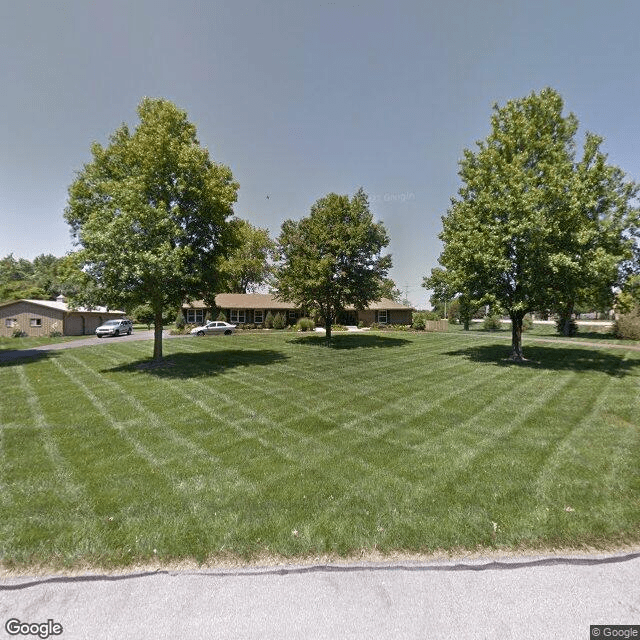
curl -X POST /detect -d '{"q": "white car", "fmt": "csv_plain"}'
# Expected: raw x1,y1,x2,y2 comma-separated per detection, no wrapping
96,319,133,337
190,321,236,336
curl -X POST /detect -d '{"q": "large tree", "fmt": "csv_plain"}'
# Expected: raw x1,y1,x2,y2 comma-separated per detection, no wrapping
219,218,276,293
276,188,391,344
65,97,239,360
428,88,637,360
547,132,638,334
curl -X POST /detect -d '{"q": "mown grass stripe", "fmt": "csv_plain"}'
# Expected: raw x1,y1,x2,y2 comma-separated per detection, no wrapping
310,365,548,525
218,351,497,520
339,358,511,440
162,374,307,467
50,357,162,463
157,357,405,505
48,356,230,560
65,353,219,463
531,360,628,531
6,366,104,563
245,339,477,431
84,348,256,496
14,366,85,501
425,369,577,492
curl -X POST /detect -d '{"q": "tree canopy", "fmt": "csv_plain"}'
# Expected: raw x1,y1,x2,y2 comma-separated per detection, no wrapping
379,277,403,303
276,188,391,344
219,218,276,293
427,88,638,359
65,97,239,360
0,252,90,303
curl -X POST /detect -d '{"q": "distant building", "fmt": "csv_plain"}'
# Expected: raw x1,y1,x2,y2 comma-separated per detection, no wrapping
182,293,414,326
0,295,125,337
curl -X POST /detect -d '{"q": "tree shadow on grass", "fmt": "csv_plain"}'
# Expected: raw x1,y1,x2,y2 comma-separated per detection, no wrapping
103,349,289,379
289,333,411,349
445,343,640,377
0,350,60,366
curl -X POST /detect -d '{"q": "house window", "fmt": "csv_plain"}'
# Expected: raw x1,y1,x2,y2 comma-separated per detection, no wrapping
30,318,42,327
377,310,388,324
254,310,264,324
288,310,298,320
186,309,205,324
230,309,246,323
5,318,16,328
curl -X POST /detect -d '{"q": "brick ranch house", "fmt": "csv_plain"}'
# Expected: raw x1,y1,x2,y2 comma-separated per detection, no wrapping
182,293,414,327
0,295,126,337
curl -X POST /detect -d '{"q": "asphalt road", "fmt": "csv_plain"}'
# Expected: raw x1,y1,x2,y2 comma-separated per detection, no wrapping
1,552,638,639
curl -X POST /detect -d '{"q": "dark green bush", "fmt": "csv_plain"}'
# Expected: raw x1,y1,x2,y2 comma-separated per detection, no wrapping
522,315,534,331
296,317,315,332
482,315,502,331
264,311,274,329
412,313,426,331
216,311,226,322
556,316,578,336
272,312,286,330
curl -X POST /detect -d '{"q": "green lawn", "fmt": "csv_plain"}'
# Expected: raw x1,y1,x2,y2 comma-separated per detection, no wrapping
448,320,626,342
1,331,639,569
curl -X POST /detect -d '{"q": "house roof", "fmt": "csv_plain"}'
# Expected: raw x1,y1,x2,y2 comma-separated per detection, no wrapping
183,294,297,310
0,298,124,314
346,298,414,311
216,293,298,310
183,294,413,311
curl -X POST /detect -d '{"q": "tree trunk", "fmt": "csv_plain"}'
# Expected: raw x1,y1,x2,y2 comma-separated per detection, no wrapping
325,313,332,346
460,296,472,330
509,312,524,361
561,301,575,336
153,302,163,361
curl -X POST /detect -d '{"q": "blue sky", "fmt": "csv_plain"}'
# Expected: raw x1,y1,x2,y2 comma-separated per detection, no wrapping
1,0,639,308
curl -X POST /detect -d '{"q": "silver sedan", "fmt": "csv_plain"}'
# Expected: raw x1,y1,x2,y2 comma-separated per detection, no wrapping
190,321,236,336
